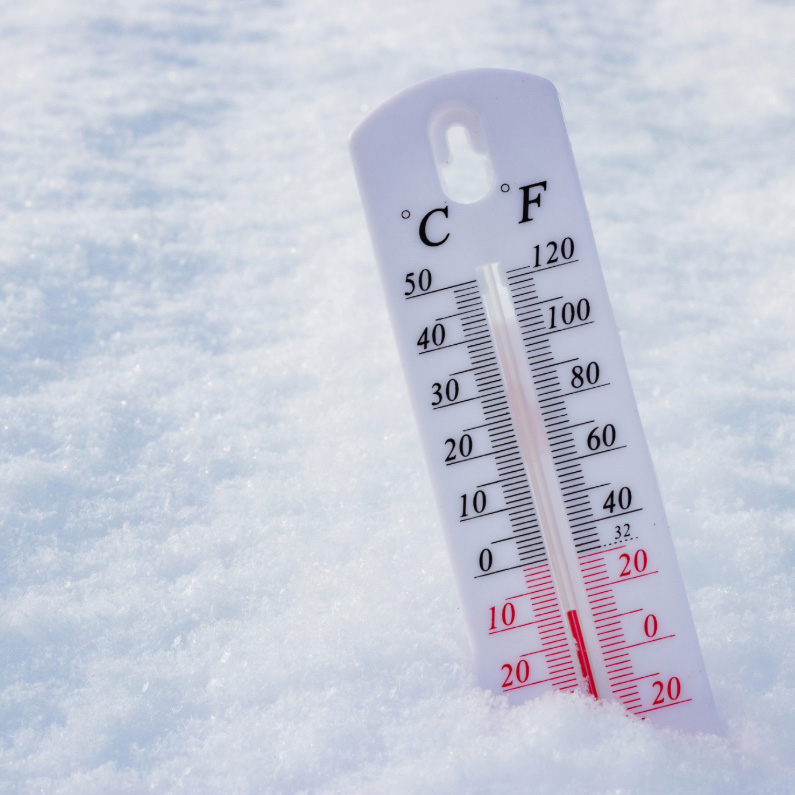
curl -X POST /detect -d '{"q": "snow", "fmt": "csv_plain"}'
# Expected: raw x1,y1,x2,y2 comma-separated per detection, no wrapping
0,0,793,791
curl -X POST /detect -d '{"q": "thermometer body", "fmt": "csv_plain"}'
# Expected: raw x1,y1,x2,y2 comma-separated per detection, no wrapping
350,69,720,733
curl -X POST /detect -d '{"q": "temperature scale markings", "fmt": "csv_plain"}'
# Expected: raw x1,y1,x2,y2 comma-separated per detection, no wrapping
580,564,608,576
550,436,577,448
492,532,537,545
515,295,563,313
462,324,489,336
435,308,481,321
574,538,600,550
510,289,538,300
521,562,578,687
453,290,553,577
432,395,491,410
489,620,539,635
507,275,540,288
405,278,477,299
459,267,676,708
595,622,621,633
609,671,658,685
592,607,620,619
580,546,626,559
541,383,610,401
505,258,580,275
421,338,488,355
509,269,603,551
463,419,509,431
531,357,578,372
608,668,636,682
517,319,545,331
591,599,617,611
446,452,497,466
502,677,557,693
603,635,676,656
613,683,641,694
502,484,532,497
461,507,513,523
574,509,642,527
577,551,668,714
567,506,592,517
596,571,659,588
635,700,693,716
451,366,498,377
594,609,642,624
520,643,567,656
475,563,536,578
555,447,628,468
523,321,595,342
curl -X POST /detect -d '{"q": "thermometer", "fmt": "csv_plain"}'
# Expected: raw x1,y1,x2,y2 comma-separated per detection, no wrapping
349,69,720,734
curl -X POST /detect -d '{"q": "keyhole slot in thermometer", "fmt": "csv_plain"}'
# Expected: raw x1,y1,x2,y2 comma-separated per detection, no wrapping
429,104,494,204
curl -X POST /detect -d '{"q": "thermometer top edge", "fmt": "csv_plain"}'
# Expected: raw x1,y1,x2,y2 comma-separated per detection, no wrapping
348,68,560,151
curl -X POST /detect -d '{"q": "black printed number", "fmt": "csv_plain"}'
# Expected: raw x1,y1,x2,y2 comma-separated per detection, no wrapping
479,548,493,572
461,490,487,518
445,434,473,462
549,298,590,329
417,323,446,350
404,269,432,296
431,379,459,406
614,523,631,541
533,237,574,267
603,487,632,513
587,424,616,451
571,362,600,389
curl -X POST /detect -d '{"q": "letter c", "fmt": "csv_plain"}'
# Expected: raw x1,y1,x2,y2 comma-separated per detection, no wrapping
419,207,450,247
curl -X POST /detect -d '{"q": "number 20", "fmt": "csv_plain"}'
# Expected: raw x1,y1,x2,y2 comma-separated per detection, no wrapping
619,549,647,577
501,659,530,688
652,676,681,705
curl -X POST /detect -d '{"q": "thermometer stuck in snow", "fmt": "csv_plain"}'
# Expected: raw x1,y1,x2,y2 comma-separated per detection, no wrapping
349,69,720,733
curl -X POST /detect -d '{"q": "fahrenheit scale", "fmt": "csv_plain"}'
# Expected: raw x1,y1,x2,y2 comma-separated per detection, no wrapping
350,69,720,733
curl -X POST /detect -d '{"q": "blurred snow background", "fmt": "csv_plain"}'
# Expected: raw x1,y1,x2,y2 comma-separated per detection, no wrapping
0,0,793,791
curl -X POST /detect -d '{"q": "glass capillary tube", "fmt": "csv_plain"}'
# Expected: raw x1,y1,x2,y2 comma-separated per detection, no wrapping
479,262,598,697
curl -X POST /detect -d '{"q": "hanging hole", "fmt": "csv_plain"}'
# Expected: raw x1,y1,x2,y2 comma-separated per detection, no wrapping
434,117,493,204
440,124,493,204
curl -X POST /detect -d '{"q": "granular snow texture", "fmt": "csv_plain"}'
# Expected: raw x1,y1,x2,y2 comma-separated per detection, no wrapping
0,0,793,792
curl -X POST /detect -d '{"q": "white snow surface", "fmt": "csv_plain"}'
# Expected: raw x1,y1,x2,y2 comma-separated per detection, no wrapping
0,0,793,792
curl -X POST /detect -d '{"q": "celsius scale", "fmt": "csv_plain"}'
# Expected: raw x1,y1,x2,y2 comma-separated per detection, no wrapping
349,69,720,734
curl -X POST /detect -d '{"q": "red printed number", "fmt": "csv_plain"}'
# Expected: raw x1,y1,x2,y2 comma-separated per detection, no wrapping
652,676,681,705
644,614,658,638
619,548,648,577
501,659,530,688
490,603,516,631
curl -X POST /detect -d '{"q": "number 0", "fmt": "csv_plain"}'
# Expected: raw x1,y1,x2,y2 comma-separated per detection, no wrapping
479,549,492,572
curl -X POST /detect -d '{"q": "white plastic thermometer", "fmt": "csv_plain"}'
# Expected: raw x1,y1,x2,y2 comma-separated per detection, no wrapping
349,69,720,734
